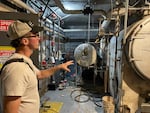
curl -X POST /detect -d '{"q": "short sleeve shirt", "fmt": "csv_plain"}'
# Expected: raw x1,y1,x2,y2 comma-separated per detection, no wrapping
1,53,40,113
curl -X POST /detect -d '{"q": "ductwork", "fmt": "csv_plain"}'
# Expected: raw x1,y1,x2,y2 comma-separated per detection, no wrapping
54,0,106,16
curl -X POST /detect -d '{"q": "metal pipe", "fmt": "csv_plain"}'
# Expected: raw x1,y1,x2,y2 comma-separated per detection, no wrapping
123,0,129,44
40,0,62,20
8,0,37,14
7,0,65,37
87,13,91,42
0,2,17,12
64,29,98,32
43,17,63,31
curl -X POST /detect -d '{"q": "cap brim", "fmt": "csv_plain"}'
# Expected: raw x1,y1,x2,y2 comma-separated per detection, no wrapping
31,26,43,33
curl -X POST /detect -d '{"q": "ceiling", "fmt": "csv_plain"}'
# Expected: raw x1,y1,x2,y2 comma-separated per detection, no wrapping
27,0,147,41
25,0,146,28
27,0,114,40
26,0,112,29
0,0,148,40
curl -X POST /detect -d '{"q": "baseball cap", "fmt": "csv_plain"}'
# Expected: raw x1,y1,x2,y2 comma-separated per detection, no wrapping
7,20,43,40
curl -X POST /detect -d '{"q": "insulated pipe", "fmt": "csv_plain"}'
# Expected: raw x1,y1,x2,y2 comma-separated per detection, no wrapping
39,0,62,20
8,0,65,36
0,2,17,12
87,13,91,42
123,0,129,44
98,18,110,37
10,0,107,33
101,19,110,29
98,6,133,37
8,0,37,14
99,19,110,34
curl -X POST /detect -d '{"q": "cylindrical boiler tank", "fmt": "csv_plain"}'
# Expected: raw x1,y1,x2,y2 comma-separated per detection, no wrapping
108,15,150,113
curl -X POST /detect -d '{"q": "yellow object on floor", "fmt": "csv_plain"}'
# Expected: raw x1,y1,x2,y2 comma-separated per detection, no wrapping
40,101,63,113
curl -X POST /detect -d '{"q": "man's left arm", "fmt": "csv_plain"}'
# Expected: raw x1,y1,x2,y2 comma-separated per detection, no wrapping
37,60,74,79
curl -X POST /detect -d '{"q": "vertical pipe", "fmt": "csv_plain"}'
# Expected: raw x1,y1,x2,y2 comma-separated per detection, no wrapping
57,19,61,59
122,0,129,111
87,13,91,42
123,0,129,44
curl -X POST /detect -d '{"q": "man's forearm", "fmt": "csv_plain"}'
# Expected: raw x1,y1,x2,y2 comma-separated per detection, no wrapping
38,65,62,79
37,60,73,79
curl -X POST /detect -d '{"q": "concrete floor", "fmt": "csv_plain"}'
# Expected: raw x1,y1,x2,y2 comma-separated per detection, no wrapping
41,86,104,113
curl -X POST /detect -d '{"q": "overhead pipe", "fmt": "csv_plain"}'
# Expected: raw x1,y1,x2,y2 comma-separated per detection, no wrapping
53,0,109,36
0,2,17,12
123,0,129,44
55,0,115,35
28,0,63,32
97,6,133,37
39,0,62,20
7,0,64,35
63,29,98,32
8,0,37,14
96,0,146,37
43,17,63,32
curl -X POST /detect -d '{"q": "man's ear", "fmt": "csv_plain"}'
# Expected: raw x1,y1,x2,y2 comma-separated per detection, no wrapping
20,38,29,45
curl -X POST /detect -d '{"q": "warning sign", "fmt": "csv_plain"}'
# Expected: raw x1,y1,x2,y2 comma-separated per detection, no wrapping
0,46,15,68
0,20,14,31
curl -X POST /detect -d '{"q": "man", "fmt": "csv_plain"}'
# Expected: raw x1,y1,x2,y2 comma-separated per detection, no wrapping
0,20,73,113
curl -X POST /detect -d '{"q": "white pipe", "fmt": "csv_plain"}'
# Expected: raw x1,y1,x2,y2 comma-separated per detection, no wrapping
87,13,91,42
101,20,110,30
0,3,17,12
9,0,37,14
123,0,129,44
7,0,65,37
63,29,98,32
43,17,63,31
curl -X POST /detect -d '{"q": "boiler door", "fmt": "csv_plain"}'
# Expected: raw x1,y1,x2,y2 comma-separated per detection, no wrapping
126,16,150,80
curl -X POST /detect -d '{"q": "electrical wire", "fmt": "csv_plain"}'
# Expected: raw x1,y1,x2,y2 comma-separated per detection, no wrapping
70,87,103,108
70,88,90,103
93,96,103,108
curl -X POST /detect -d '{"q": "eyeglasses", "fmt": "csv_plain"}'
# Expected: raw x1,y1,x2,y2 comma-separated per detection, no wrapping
26,34,39,38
